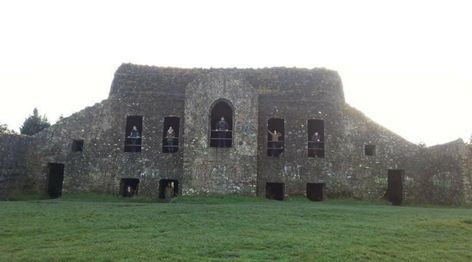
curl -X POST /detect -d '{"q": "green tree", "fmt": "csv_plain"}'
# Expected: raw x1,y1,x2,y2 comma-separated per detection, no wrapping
20,108,51,135
0,123,16,135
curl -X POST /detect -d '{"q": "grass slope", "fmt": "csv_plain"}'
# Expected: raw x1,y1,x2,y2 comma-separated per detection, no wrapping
1,195,471,261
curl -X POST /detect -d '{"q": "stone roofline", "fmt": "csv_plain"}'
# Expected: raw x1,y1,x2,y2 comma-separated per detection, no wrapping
115,62,339,75
109,63,345,102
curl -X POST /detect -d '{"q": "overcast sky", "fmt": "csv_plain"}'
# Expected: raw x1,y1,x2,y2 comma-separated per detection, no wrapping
0,0,471,145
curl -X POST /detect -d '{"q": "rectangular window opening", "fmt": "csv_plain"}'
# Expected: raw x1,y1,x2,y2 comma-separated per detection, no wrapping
365,144,376,156
124,116,143,152
308,119,325,158
71,139,84,152
267,118,284,157
162,117,180,153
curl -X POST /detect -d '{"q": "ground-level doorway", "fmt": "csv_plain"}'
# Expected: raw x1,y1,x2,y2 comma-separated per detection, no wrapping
120,178,140,197
47,163,64,198
306,183,325,201
387,169,404,205
266,182,284,201
159,179,179,200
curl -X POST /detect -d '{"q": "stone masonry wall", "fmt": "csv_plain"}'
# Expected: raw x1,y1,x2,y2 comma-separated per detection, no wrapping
343,106,418,200
183,70,258,195
3,63,468,204
0,135,34,199
408,140,468,204
463,144,472,204
28,65,191,197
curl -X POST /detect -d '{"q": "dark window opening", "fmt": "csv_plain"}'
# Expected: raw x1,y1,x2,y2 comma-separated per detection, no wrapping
266,182,284,200
307,183,325,201
162,117,180,153
308,119,325,158
267,118,284,157
365,145,376,156
387,169,404,205
120,178,140,197
124,116,143,152
47,163,64,198
159,179,179,200
71,139,84,152
210,101,233,148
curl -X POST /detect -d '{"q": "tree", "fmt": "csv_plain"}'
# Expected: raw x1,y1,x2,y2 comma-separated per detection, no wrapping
0,123,16,135
20,108,51,135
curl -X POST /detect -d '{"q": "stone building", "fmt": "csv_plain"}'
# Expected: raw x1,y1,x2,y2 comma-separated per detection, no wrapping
1,63,471,204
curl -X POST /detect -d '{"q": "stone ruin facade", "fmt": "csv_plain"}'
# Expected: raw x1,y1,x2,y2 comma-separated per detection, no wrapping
1,63,471,204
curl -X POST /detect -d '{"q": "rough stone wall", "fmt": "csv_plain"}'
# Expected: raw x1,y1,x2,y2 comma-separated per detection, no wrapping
27,65,191,198
341,107,470,204
183,70,258,195
408,140,468,204
29,101,115,195
463,144,472,204
255,69,346,197
0,135,34,199
2,63,468,204
342,106,418,200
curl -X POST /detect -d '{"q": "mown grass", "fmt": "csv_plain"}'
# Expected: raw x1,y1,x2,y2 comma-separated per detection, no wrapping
1,195,471,261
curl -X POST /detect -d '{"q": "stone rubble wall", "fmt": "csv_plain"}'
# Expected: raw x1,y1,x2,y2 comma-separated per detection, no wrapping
342,105,418,200
0,134,35,199
463,144,472,204
1,63,469,204
409,140,469,205
183,70,258,195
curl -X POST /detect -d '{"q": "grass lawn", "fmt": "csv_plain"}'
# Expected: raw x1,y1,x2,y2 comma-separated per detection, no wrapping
1,195,471,261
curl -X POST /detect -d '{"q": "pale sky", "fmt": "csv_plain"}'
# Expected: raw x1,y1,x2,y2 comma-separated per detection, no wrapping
1,0,471,146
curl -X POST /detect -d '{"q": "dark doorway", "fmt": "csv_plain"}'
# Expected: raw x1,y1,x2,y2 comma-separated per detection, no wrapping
387,169,404,205
159,179,179,199
266,183,284,200
162,117,180,153
47,163,64,198
308,119,325,158
307,183,325,201
210,100,233,148
120,178,140,197
124,116,143,152
267,118,284,157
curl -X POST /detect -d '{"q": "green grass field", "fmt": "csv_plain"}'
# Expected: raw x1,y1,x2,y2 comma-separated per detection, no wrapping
1,195,471,261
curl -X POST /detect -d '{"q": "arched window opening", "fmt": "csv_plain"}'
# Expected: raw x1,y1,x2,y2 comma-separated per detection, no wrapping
210,101,233,148
267,118,284,157
308,119,325,158
162,117,180,153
